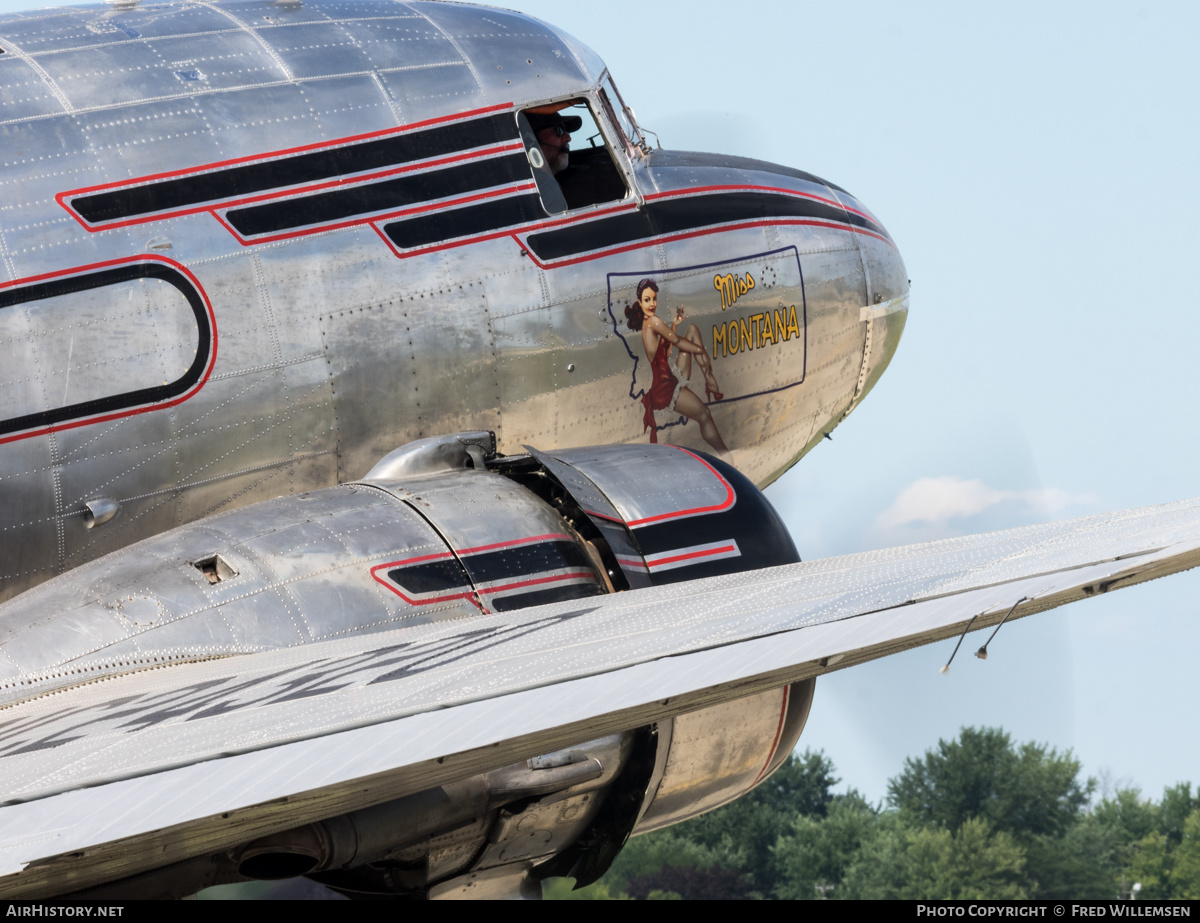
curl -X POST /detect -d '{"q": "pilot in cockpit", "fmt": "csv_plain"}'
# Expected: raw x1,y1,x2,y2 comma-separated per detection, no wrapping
520,103,627,212
526,111,581,177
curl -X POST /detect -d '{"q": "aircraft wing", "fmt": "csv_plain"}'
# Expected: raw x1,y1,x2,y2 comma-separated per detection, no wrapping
2,496,1198,896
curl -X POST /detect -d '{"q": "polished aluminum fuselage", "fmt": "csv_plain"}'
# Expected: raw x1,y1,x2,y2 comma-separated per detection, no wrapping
0,0,908,601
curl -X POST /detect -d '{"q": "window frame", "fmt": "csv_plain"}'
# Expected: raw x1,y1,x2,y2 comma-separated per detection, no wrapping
516,88,644,217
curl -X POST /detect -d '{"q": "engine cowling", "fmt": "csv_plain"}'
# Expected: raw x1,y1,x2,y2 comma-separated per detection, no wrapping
0,433,799,698
0,434,812,899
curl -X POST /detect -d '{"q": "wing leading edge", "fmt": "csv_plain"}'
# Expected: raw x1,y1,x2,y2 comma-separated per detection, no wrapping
2,497,1199,896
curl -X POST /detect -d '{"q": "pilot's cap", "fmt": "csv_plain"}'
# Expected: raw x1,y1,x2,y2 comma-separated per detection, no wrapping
527,111,582,135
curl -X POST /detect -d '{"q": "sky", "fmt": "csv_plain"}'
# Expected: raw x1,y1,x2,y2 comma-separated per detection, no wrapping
0,0,1197,807
510,0,1200,805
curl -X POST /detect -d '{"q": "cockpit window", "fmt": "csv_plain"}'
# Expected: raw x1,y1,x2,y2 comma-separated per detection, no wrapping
598,71,648,156
517,110,569,215
518,98,629,215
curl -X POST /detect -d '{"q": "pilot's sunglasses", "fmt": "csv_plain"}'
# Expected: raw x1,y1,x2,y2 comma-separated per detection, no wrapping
547,124,568,137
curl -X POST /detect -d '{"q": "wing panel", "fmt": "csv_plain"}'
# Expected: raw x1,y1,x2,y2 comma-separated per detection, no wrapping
2,497,1200,894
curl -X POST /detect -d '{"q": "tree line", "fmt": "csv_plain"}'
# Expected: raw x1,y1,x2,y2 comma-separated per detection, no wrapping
546,727,1200,900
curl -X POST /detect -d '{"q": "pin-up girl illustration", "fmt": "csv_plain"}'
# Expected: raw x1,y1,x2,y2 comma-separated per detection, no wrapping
624,278,729,454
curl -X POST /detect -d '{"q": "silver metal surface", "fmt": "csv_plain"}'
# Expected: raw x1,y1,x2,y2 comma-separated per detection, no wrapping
1,494,1198,895
0,439,776,701
83,499,120,529
634,678,815,833
0,0,920,897
634,687,789,832
0,459,624,697
0,0,907,601
0,483,479,694
365,432,497,480
549,443,733,528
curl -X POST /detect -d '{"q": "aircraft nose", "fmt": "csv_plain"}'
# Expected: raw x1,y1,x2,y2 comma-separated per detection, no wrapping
841,192,909,411
832,186,908,307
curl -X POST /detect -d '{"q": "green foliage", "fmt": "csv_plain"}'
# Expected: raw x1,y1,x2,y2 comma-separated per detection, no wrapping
843,817,1027,899
541,877,626,900
773,791,880,899
1087,784,1200,900
1123,806,1200,900
627,863,754,900
888,727,1092,840
542,729,1200,901
1171,810,1200,899
1159,784,1198,848
1094,788,1161,846
675,749,838,895
1128,831,1172,899
1023,815,1122,898
599,828,726,895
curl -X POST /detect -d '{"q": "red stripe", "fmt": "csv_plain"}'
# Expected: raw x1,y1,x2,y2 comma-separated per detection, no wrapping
209,209,245,241
750,686,791,788
582,507,625,523
389,186,896,263
71,141,527,234
221,142,523,209
225,181,537,246
521,217,892,270
368,556,481,610
515,200,638,232
0,255,217,446
647,544,737,569
374,582,480,609
368,538,590,607
476,571,595,595
644,183,875,223
56,101,516,215
626,446,734,527
457,532,573,555
513,183,894,268
377,200,633,260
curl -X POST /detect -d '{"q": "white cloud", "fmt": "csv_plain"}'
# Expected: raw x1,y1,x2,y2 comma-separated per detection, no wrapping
873,476,1097,532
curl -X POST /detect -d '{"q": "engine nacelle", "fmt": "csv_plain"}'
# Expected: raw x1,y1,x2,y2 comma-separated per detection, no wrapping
0,434,809,899
634,679,815,835
0,433,799,699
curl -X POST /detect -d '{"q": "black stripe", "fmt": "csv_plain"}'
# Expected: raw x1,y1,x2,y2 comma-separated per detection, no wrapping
489,583,605,612
71,112,521,224
631,453,799,585
225,152,530,237
460,540,594,585
0,264,211,438
387,558,472,596
382,193,545,250
525,192,887,261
